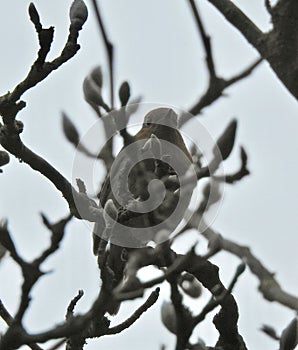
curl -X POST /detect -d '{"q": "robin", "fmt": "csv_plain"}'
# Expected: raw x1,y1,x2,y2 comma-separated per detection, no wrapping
93,107,193,314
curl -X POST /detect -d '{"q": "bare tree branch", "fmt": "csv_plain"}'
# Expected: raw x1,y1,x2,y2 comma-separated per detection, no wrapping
180,0,263,125
91,0,115,109
103,288,160,336
264,0,273,15
206,0,298,99
188,0,216,78
35,213,73,266
213,146,250,184
192,262,245,327
205,0,265,51
0,213,71,350
0,300,14,326
65,290,84,320
0,300,43,350
181,58,262,124
200,223,298,311
0,1,87,110
0,2,97,221
0,129,78,216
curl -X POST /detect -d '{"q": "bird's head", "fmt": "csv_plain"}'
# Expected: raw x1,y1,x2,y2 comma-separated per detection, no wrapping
142,108,178,129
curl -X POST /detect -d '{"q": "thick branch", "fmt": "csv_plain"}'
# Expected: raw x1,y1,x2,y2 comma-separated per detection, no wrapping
206,0,298,99
206,0,265,52
0,300,43,350
0,129,78,215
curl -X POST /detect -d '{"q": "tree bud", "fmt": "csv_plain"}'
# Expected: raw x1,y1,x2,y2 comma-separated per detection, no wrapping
213,119,237,160
70,0,88,29
119,81,130,106
90,66,103,88
62,112,80,146
161,302,177,334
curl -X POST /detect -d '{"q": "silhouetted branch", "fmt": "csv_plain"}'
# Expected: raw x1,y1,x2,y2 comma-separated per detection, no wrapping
264,0,273,15
200,223,298,311
0,279,110,350
0,300,13,326
179,0,263,124
206,0,264,51
225,58,262,86
182,58,262,124
0,299,43,350
186,179,298,311
192,262,245,327
103,288,160,336
213,146,250,184
66,290,84,320
188,0,216,78
35,213,72,266
91,0,115,109
0,214,73,350
47,339,66,350
206,0,298,98
186,257,247,349
0,128,77,216
0,2,97,221
0,1,87,117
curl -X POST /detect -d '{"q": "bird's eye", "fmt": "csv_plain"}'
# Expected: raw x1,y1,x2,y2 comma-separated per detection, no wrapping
144,121,152,127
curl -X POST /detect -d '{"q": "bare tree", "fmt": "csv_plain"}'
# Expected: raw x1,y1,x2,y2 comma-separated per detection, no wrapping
0,1,297,350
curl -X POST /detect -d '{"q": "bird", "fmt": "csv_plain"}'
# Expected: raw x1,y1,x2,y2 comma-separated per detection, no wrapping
93,107,193,314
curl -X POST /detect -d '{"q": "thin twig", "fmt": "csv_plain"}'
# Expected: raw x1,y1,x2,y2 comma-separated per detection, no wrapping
213,146,250,184
0,3,94,221
0,300,44,350
180,0,263,124
0,2,86,107
225,57,263,86
182,57,262,122
104,288,160,335
65,290,84,320
0,214,74,349
46,339,66,350
0,300,14,326
35,213,73,266
264,0,273,15
91,0,115,109
188,0,216,78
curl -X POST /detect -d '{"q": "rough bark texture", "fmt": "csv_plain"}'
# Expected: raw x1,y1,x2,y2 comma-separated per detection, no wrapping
207,0,298,99
266,0,298,98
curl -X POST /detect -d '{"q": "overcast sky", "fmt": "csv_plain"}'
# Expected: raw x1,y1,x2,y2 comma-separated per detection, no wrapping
0,1,297,349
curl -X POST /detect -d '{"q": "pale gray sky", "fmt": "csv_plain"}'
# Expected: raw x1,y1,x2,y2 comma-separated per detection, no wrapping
0,1,297,349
